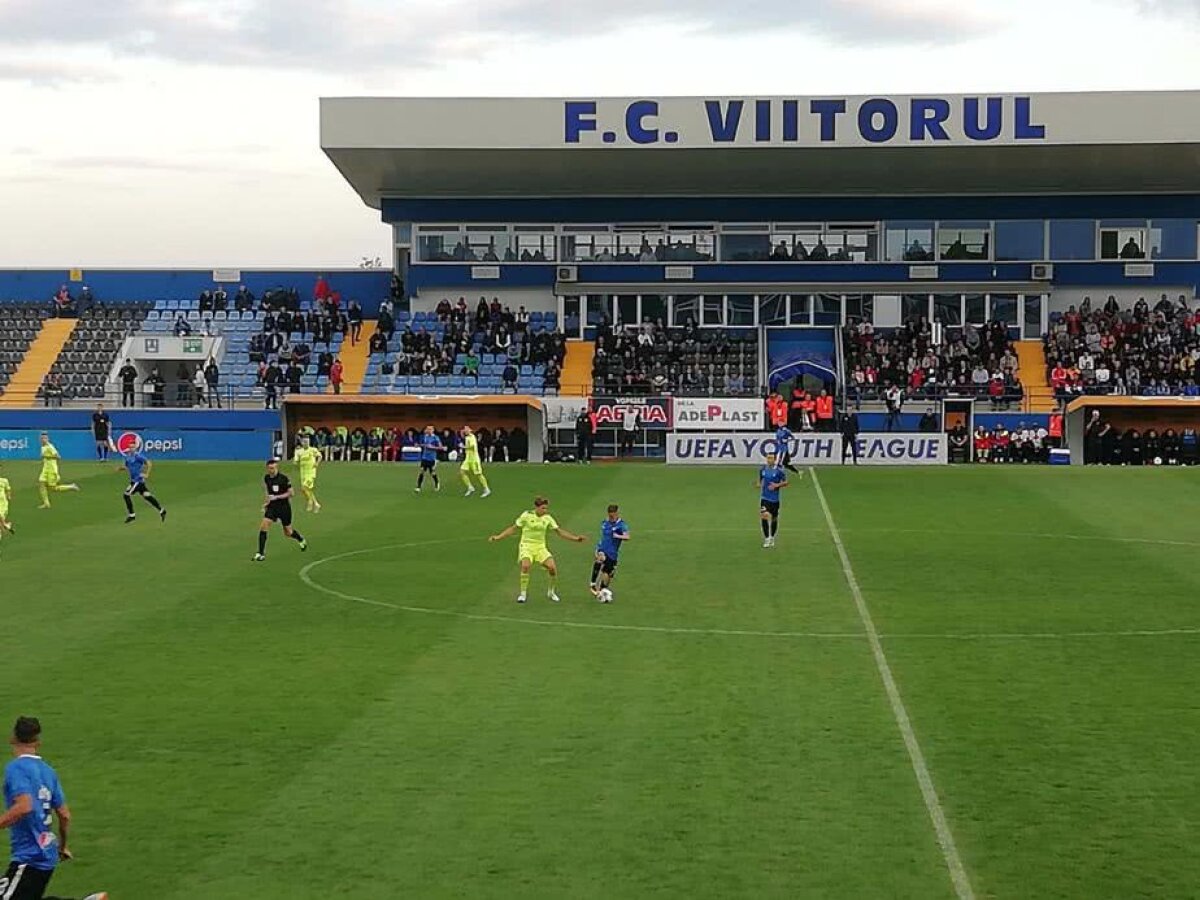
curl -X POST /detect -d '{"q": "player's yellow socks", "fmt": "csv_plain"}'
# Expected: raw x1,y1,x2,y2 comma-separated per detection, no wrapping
548,572,558,593
460,469,471,488
38,484,49,506
52,485,72,493
519,570,531,593
478,474,490,492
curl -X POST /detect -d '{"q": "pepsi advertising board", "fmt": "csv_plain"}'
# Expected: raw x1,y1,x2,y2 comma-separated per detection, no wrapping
0,429,271,461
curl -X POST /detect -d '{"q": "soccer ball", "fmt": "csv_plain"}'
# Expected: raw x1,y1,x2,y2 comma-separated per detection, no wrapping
448,450,459,461
598,588,614,604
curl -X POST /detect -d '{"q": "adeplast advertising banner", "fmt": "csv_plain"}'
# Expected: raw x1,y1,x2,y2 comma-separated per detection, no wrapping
666,432,948,466
0,429,271,460
591,396,673,431
672,397,764,431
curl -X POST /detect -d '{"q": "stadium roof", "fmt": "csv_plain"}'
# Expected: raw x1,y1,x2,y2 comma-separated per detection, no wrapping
320,92,1200,209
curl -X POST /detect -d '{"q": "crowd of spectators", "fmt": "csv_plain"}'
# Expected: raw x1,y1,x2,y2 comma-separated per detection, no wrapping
843,318,1024,409
376,297,566,392
972,423,1056,463
295,425,527,462
571,238,714,263
591,317,758,395
1043,293,1200,399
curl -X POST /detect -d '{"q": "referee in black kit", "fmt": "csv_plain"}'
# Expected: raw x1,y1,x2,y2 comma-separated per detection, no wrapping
90,405,111,461
254,458,308,561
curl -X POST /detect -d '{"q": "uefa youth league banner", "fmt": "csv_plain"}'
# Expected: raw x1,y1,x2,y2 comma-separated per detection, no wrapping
666,432,948,466
590,396,673,431
671,397,765,431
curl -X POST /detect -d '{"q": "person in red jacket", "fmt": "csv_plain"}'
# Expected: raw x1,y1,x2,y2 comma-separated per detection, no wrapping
768,393,788,430
815,389,835,431
330,358,345,395
314,275,331,304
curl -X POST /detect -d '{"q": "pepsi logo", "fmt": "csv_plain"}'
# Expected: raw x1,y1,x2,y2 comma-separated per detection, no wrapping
115,432,142,453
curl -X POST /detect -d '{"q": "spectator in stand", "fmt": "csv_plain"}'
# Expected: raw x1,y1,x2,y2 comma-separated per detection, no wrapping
330,358,344,395
502,362,519,392
462,349,480,380
287,360,303,394
174,314,192,337
317,352,333,378
314,274,331,306
918,408,938,432
235,285,254,311
347,300,364,345
42,372,64,407
436,298,453,321
213,285,228,311
377,305,395,340
369,329,388,354
199,290,214,313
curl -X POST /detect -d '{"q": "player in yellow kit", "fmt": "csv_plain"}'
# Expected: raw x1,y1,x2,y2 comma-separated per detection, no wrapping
293,435,323,513
0,463,14,551
459,425,491,498
489,496,586,603
37,432,80,509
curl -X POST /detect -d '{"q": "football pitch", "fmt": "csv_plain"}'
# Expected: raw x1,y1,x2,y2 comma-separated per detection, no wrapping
5,458,1199,899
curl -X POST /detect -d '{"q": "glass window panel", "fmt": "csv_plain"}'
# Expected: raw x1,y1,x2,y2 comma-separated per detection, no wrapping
562,232,616,263
844,294,875,324
563,297,581,336
1150,219,1196,259
770,225,824,261
514,232,554,262
990,294,1017,326
640,294,667,326
613,230,667,262
965,293,986,325
721,233,771,261
827,226,879,262
617,295,638,327
759,294,788,326
789,295,812,325
884,222,935,261
1023,294,1044,340
1100,227,1146,260
901,294,930,323
672,295,700,328
994,220,1045,261
460,228,508,263
416,230,462,262
702,296,725,326
586,295,611,327
933,294,962,326
1049,220,1096,260
728,294,756,326
937,222,990,260
664,229,715,261
814,294,841,326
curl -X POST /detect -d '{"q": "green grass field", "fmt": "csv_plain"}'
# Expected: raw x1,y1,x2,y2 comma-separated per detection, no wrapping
3,457,1199,899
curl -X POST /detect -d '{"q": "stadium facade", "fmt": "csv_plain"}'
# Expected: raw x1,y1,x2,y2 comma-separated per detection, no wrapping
321,91,1200,341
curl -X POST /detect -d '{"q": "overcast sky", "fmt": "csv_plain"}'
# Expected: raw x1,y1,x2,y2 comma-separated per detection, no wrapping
1,0,1197,269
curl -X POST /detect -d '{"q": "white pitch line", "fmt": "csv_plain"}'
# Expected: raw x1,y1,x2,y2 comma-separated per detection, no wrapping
809,467,975,900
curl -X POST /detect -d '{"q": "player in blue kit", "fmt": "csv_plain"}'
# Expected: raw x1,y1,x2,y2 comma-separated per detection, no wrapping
414,425,444,493
759,451,789,549
115,444,166,524
589,504,630,602
0,717,108,900
774,424,799,473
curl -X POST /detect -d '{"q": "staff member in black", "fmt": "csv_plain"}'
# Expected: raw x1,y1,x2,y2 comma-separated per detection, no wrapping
254,458,308,561
840,409,860,465
118,359,138,407
91,403,111,461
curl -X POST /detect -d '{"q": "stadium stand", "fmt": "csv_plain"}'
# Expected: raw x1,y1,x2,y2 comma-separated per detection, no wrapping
361,308,565,396
44,303,152,401
1043,294,1200,399
842,318,1025,408
0,301,47,398
590,319,759,395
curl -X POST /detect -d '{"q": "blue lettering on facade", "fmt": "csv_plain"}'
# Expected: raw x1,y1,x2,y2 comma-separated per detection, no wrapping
811,99,847,142
782,99,799,142
564,101,598,143
858,99,899,143
625,100,660,144
705,100,743,142
755,100,771,142
911,98,951,141
1014,96,1046,140
964,97,1003,141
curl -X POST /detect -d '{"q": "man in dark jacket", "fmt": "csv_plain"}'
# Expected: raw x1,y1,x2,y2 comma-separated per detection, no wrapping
840,410,860,465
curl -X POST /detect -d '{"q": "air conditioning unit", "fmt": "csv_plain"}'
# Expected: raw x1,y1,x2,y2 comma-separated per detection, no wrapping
557,265,578,283
1031,263,1054,281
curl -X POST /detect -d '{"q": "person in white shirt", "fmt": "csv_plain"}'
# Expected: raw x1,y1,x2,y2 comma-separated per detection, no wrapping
620,408,640,456
1095,363,1111,386
192,365,207,406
